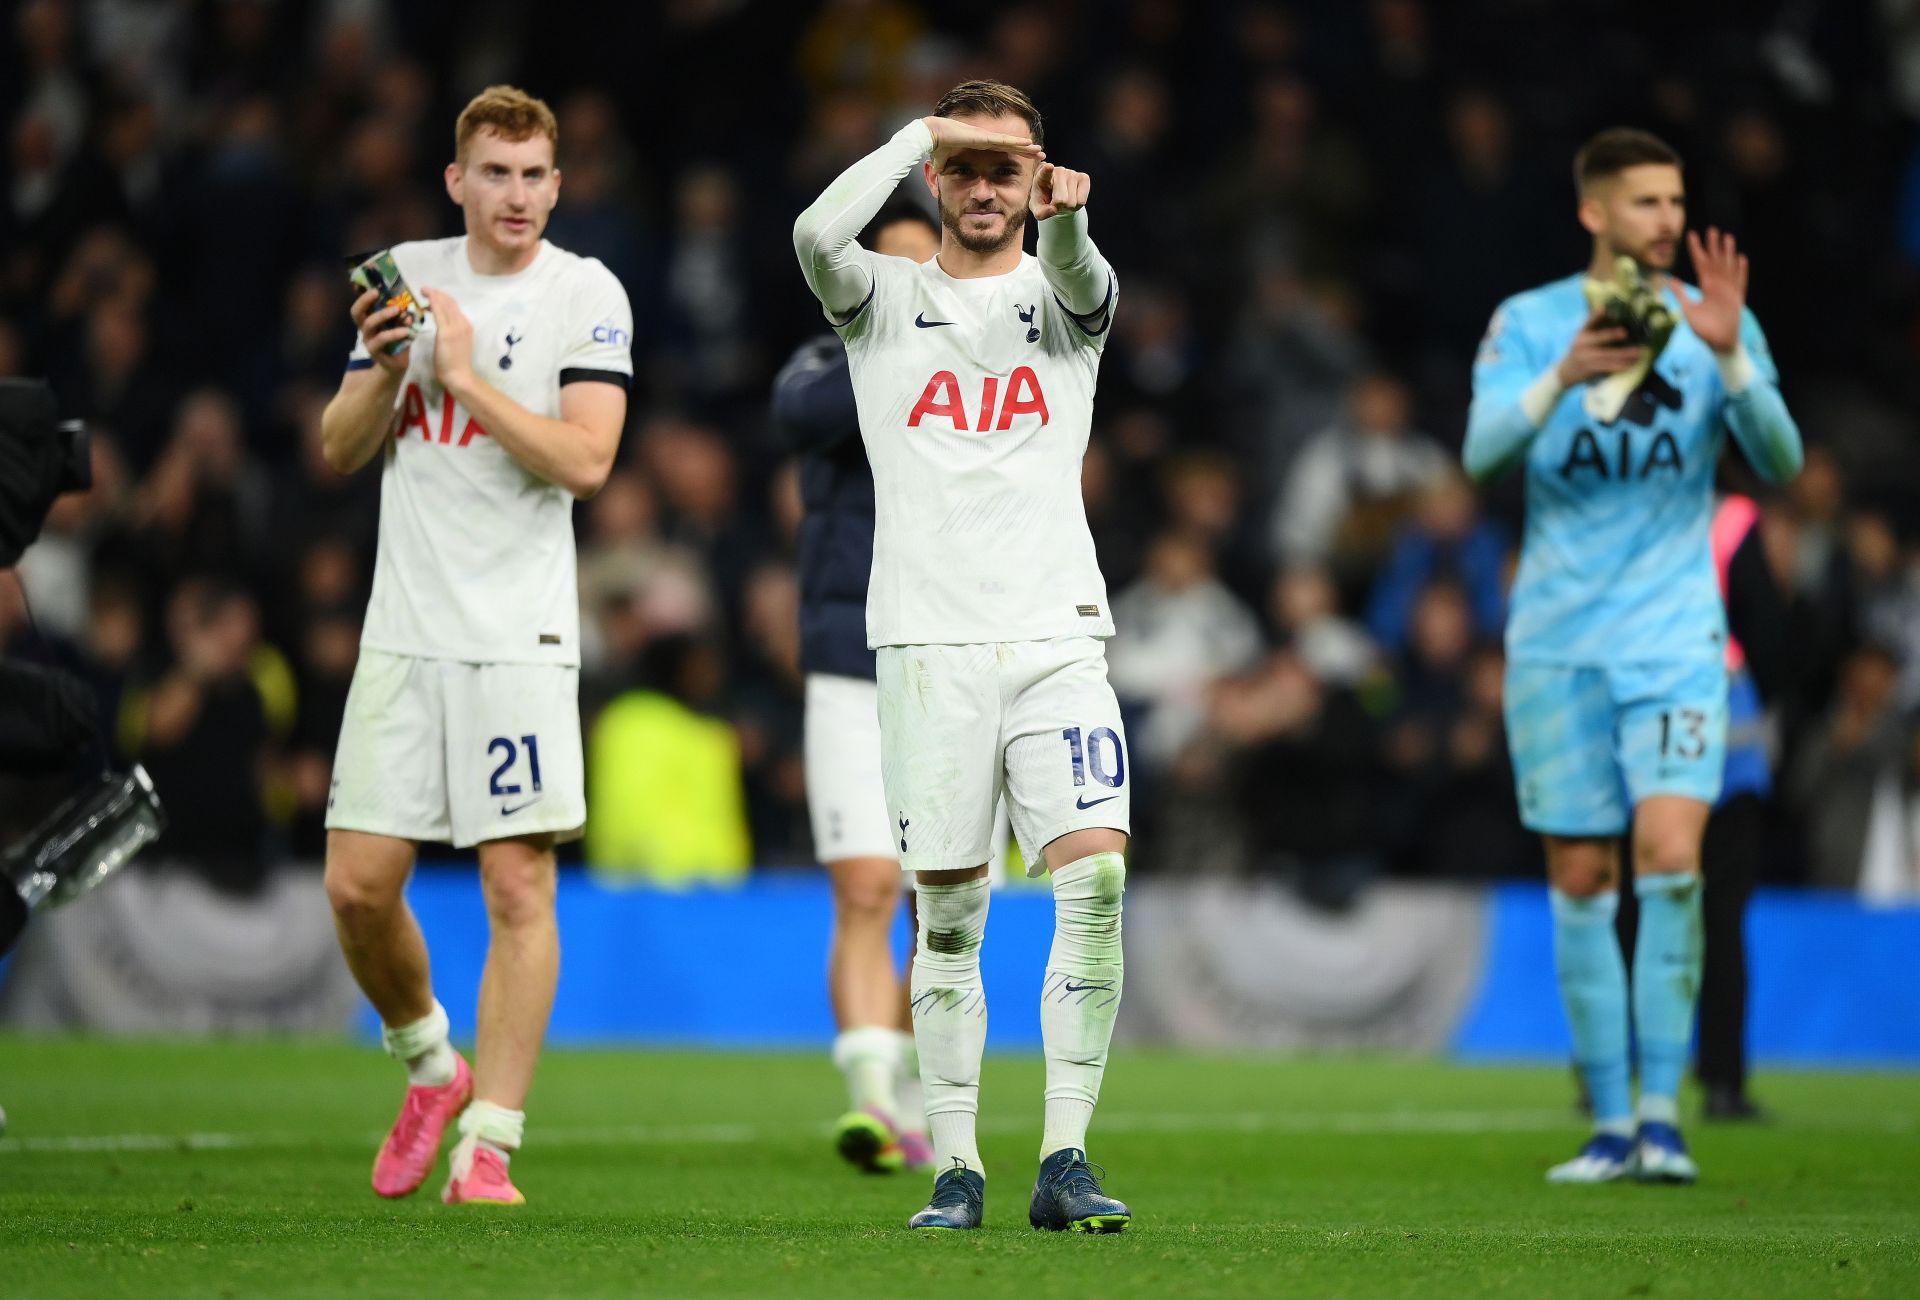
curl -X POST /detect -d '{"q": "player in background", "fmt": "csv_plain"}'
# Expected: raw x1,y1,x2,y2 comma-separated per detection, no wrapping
319,86,631,1206
773,203,941,1176
794,80,1133,1233
1466,128,1801,1184
1691,493,1785,1120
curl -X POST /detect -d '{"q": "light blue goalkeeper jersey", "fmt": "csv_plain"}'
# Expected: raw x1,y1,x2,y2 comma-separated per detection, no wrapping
1465,272,1802,666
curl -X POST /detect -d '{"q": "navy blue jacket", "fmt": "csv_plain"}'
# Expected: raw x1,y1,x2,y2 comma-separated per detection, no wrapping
772,335,876,681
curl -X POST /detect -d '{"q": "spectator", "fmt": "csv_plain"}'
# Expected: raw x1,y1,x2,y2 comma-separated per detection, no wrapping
1273,370,1450,579
1107,529,1264,771
1272,563,1377,689
128,388,270,594
1789,644,1912,890
1205,649,1384,907
1223,263,1368,489
125,580,276,894
1366,471,1509,654
659,166,760,411
586,635,752,885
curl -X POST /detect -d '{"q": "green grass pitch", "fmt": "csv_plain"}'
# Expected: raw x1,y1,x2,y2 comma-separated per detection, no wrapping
2,1038,1915,1297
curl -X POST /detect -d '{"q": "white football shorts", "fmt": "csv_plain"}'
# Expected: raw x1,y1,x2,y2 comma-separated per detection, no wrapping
876,636,1131,876
805,672,897,863
326,648,585,849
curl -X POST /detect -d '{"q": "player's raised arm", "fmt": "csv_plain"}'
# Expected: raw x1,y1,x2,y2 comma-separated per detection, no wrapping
1673,228,1802,483
1031,164,1114,329
319,288,412,475
793,116,1042,320
792,121,934,320
1464,301,1641,482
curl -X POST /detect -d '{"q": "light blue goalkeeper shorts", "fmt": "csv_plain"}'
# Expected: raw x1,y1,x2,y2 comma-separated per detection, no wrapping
1503,657,1729,837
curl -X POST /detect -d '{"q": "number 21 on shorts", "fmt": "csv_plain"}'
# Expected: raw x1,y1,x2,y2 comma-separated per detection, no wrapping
488,733,543,814
1062,725,1125,809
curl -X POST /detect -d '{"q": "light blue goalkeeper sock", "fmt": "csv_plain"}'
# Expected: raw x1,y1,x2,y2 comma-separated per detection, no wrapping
1550,888,1633,1134
1633,871,1704,1123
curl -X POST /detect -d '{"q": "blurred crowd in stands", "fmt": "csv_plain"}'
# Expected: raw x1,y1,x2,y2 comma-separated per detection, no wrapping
4,0,1920,898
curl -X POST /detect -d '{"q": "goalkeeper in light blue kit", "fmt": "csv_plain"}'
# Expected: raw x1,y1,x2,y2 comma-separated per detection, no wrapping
1466,129,1802,1184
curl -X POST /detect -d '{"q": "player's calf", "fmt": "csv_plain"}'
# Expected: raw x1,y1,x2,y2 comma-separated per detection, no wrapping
1039,851,1124,1157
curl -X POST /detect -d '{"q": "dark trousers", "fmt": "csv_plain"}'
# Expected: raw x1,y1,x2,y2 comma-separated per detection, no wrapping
1616,792,1761,1093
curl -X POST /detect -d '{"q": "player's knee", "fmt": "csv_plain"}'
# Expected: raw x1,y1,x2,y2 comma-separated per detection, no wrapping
479,853,556,930
913,876,989,962
1546,845,1617,899
1635,832,1701,879
323,859,405,927
1052,851,1126,908
1051,853,1125,953
832,869,901,930
1085,855,1126,909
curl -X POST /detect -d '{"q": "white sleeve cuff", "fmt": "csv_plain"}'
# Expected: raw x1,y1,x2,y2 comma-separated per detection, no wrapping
899,118,936,158
1716,344,1758,395
1518,367,1567,428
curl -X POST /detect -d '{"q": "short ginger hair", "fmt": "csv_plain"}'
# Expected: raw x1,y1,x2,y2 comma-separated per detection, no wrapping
454,84,559,163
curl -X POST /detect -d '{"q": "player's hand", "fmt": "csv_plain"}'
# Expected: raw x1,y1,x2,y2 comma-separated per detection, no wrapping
1554,309,1643,387
350,288,411,376
921,115,1045,164
421,286,474,390
1029,163,1090,221
1673,226,1748,355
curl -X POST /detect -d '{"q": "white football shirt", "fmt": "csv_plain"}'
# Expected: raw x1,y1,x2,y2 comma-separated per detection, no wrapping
834,250,1117,647
346,237,632,666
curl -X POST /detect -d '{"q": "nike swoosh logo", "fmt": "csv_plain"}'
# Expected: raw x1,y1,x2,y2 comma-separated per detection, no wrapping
1075,794,1118,810
915,313,955,328
500,799,542,816
1063,980,1114,994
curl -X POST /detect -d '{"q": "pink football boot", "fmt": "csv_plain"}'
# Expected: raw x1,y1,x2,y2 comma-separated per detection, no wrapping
371,1052,473,1198
443,1141,525,1206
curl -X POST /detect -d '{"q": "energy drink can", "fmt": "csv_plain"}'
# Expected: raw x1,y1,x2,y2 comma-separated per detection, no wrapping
347,249,428,356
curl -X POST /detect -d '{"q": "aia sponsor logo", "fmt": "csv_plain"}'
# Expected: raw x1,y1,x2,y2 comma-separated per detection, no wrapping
397,383,490,447
906,367,1049,431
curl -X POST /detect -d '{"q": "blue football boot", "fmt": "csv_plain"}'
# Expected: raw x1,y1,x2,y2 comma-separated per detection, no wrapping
908,1159,985,1230
1028,1148,1130,1233
1632,1121,1699,1184
1546,1132,1636,1184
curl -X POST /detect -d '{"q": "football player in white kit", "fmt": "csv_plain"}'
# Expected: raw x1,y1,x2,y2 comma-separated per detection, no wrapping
794,80,1133,1233
318,86,631,1207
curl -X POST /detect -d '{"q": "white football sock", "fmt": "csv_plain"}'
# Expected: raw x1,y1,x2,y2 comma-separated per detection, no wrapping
381,1000,457,1088
831,1026,907,1117
1039,852,1126,1158
910,876,990,1175
897,1037,928,1132
457,1099,525,1164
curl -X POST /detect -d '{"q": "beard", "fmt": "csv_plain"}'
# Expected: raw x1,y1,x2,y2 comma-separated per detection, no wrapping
1621,236,1677,273
940,198,1025,255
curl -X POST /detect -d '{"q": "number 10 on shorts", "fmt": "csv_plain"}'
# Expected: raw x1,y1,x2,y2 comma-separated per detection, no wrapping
1061,726,1125,788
